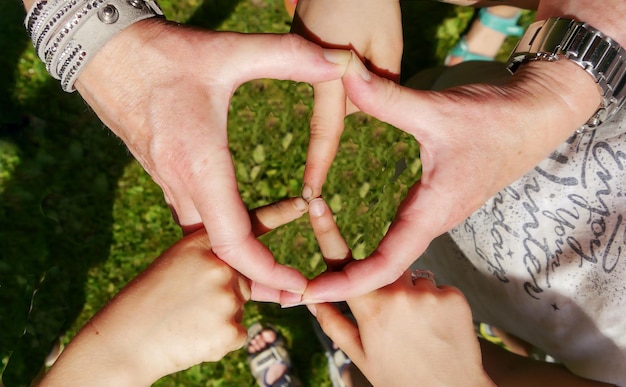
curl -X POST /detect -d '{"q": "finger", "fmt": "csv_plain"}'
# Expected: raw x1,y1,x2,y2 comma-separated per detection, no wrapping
145,88,234,236
303,259,398,303
302,80,346,200
302,185,444,302
171,110,309,296
194,168,308,298
301,49,403,199
368,13,403,84
160,185,204,236
214,237,307,303
249,282,281,303
308,303,365,366
222,33,353,88
235,276,252,304
250,197,309,236
308,198,353,270
243,198,310,302
250,282,313,306
341,54,434,138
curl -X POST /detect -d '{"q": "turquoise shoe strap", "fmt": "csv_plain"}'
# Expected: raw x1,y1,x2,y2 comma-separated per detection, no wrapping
478,7,524,37
445,37,493,64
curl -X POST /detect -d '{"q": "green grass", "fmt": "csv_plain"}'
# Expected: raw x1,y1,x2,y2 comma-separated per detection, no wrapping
0,1,533,386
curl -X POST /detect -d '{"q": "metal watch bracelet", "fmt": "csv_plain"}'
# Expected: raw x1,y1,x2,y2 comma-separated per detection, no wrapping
507,17,626,131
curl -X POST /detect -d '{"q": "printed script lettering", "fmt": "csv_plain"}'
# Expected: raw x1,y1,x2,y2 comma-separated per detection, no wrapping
470,134,626,300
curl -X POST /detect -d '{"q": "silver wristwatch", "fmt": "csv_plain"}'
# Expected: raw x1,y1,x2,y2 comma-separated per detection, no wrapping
507,17,626,131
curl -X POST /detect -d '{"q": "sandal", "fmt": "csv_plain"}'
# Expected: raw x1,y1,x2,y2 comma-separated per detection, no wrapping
477,322,505,347
312,303,353,387
445,8,524,65
247,322,301,387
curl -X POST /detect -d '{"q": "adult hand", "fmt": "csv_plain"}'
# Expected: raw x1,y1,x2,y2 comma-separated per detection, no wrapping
291,0,403,199
306,198,492,386
41,198,310,386
73,19,353,304
301,0,626,302
301,40,603,303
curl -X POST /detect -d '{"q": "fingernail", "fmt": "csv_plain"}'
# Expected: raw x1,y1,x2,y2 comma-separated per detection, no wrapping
301,297,324,305
306,304,317,317
349,51,371,82
323,49,352,66
281,302,304,309
309,198,325,218
293,197,308,212
281,298,323,308
280,289,303,308
302,184,314,202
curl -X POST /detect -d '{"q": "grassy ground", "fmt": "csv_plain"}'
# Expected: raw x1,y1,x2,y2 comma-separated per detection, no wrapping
0,1,533,386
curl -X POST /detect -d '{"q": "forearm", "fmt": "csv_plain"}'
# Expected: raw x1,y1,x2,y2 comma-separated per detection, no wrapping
41,320,151,387
480,340,612,386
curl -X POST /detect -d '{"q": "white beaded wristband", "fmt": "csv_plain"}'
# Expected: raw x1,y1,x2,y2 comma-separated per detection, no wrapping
25,0,164,92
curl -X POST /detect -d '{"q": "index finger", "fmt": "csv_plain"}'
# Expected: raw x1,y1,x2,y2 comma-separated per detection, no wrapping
302,184,442,302
308,198,353,270
302,79,347,200
250,197,309,237
192,152,309,298
247,197,314,303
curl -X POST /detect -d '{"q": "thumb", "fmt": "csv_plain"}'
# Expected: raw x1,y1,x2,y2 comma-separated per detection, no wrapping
342,55,433,136
227,33,353,86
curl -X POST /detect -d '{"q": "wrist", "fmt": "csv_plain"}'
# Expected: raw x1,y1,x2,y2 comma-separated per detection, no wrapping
24,0,164,92
74,18,170,147
74,16,168,93
536,0,626,46
507,16,626,131
42,321,154,386
509,59,601,135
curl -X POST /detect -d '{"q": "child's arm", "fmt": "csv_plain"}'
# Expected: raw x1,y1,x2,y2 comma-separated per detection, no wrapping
40,198,309,386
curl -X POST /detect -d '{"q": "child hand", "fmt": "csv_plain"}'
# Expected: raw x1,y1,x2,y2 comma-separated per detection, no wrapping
42,198,309,386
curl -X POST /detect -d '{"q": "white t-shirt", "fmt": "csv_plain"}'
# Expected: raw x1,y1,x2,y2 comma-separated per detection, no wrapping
418,109,626,385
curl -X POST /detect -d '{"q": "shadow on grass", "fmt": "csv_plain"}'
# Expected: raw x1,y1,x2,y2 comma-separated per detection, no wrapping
185,0,243,28
0,2,242,386
400,1,461,82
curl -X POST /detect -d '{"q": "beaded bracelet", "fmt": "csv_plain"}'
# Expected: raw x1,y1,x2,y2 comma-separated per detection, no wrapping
24,0,164,92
